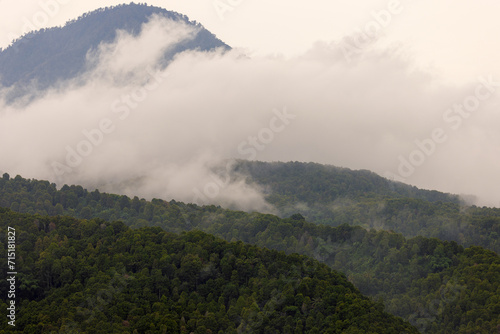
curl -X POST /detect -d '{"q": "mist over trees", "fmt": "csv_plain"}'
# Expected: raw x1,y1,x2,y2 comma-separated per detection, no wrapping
0,3,229,101
0,3,498,333
234,161,500,253
1,173,499,332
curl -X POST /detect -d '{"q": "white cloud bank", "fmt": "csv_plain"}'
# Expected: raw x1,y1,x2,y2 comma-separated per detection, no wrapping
0,15,499,210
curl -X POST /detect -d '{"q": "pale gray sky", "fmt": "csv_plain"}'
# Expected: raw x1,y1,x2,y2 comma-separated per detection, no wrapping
0,0,499,83
0,1,499,208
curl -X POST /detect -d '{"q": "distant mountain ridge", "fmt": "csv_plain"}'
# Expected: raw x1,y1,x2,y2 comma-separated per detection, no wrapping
235,160,462,205
0,3,229,99
232,161,500,251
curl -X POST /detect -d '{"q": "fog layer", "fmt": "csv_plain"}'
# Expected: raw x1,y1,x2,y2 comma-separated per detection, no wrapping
1,16,499,209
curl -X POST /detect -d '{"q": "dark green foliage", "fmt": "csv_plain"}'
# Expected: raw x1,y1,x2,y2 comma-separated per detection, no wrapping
235,160,461,205
0,174,499,332
235,161,500,254
0,209,417,333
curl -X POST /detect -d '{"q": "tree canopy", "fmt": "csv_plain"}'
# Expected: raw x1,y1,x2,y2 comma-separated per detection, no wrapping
0,208,417,333
0,174,499,332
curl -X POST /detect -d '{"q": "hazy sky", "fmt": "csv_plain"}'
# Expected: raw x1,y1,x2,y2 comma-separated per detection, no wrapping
1,0,499,82
0,1,499,209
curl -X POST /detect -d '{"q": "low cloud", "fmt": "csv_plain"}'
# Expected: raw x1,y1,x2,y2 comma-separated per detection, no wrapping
1,15,499,210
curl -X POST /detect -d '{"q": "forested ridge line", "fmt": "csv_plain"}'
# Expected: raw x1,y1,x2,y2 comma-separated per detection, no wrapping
235,161,500,254
0,174,499,332
0,208,418,333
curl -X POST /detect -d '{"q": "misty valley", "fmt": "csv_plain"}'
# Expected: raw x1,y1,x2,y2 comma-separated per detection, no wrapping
0,3,499,334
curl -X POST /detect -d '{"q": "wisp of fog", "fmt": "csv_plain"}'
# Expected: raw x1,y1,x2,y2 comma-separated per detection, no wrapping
0,15,499,210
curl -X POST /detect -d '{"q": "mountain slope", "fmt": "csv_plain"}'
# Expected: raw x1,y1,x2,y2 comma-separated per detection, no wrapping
235,161,461,205
0,208,418,333
0,3,229,98
1,173,499,333
231,161,500,250
2,171,499,254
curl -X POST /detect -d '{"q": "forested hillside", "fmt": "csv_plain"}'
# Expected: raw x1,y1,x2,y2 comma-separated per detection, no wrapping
0,1,497,333
235,161,500,253
0,208,418,333
2,165,499,254
236,161,461,205
0,173,499,333
0,3,229,101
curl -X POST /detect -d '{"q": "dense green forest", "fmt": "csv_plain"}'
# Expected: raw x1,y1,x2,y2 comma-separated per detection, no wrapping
236,161,462,205
236,161,500,253
0,208,418,333
0,174,499,332
1,3,497,333
2,167,499,254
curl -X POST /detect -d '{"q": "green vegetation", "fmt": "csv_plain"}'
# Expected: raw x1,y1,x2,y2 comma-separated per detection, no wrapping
235,161,461,205
236,161,500,253
0,208,417,333
1,173,499,332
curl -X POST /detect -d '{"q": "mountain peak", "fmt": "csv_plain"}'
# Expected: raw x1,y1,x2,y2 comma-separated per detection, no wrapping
0,3,229,96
